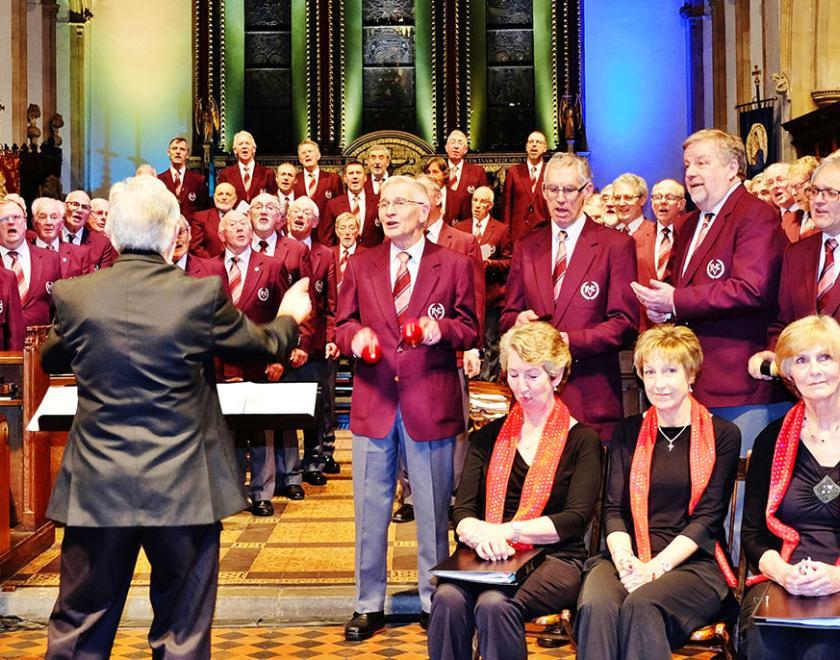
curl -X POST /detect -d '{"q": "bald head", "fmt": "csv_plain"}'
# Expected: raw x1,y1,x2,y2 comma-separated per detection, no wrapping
445,130,469,164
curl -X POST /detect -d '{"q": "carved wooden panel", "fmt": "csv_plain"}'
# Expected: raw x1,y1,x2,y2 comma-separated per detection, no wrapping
363,0,414,25
488,0,532,25
245,0,290,28
246,32,291,67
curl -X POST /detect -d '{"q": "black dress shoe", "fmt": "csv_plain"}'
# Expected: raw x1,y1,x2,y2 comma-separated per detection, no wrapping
280,484,305,500
302,470,327,486
344,611,386,641
322,456,341,474
391,503,414,523
419,611,430,631
251,499,274,516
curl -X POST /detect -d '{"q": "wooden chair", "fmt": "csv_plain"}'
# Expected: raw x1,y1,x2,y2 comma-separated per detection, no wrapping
532,453,751,658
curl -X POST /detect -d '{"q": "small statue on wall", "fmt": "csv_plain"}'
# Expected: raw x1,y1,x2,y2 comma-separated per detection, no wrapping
0,172,7,198
27,104,42,148
48,113,64,147
38,174,63,200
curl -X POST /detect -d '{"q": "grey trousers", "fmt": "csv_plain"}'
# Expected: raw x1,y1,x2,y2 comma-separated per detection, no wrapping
352,408,454,613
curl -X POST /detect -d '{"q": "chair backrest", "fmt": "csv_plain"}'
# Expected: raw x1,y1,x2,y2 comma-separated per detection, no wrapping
732,451,751,599
584,443,609,557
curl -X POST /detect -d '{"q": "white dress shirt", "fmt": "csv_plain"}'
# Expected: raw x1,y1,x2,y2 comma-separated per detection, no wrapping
389,237,425,292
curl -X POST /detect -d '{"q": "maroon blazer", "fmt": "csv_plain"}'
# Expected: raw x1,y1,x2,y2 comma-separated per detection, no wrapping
298,242,337,356
271,237,314,347
26,232,91,278
76,227,115,270
183,253,228,293
220,250,287,381
293,169,344,225
779,208,819,244
501,220,639,438
454,217,512,310
189,208,224,259
217,163,278,204
0,268,24,350
335,241,479,441
670,184,787,407
449,161,488,195
767,232,836,350
333,243,366,290
8,244,62,328
632,218,687,331
322,193,384,248
442,188,472,225
436,224,486,343
158,169,210,220
501,161,549,241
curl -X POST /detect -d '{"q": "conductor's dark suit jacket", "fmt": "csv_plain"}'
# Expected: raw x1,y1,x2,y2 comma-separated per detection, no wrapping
41,250,299,527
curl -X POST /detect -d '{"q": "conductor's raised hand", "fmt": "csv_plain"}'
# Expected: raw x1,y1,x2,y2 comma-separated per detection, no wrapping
277,277,312,325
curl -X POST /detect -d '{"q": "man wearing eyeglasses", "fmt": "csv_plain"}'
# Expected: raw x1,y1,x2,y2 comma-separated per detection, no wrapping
336,175,478,641
502,131,550,241
780,156,820,243
632,128,787,455
750,159,840,380
28,197,91,278
0,198,61,332
611,172,649,236
64,190,116,270
501,152,639,439
633,179,686,331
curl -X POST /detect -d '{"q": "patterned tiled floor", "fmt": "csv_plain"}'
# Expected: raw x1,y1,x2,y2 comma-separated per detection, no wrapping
3,433,424,590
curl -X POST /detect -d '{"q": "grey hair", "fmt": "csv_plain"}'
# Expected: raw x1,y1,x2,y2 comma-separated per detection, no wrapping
381,175,430,205
106,176,180,254
32,197,65,217
544,152,593,186
289,195,320,218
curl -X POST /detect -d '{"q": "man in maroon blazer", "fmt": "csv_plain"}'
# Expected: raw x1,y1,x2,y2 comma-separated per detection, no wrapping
632,178,686,331
189,182,237,259
778,156,820,243
749,159,840,377
64,190,116,270
322,161,384,249
364,145,391,197
171,217,228,288
423,157,471,225
158,137,210,220
218,210,292,516
333,212,364,291
283,197,339,483
0,198,61,330
501,131,550,240
336,176,478,640
501,152,639,439
293,139,343,223
275,162,298,215
454,186,513,380
445,130,488,195
217,131,277,204
30,197,91,278
632,129,788,452
611,172,649,236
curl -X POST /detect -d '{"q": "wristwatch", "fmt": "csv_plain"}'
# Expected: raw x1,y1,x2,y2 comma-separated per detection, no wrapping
510,521,522,543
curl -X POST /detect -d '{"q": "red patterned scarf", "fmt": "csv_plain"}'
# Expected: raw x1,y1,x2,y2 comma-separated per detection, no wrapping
748,401,840,586
484,396,571,551
629,396,737,588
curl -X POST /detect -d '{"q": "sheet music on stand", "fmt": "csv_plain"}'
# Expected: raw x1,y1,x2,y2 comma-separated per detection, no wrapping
27,382,319,432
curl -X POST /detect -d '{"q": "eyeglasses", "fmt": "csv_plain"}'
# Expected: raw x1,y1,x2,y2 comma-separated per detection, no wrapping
472,198,494,206
808,187,840,203
650,194,683,203
251,203,281,212
612,194,641,203
790,181,812,193
378,197,425,211
0,215,24,224
66,201,91,211
542,182,589,198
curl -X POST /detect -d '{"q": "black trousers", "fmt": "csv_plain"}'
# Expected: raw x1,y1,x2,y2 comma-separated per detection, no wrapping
281,357,334,472
574,554,729,660
739,582,840,660
427,555,583,660
46,523,221,660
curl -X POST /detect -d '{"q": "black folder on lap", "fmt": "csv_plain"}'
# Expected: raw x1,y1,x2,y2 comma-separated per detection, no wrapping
431,546,546,585
752,582,840,629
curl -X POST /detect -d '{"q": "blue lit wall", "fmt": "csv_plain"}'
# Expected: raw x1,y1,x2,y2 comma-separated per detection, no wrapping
583,1,689,192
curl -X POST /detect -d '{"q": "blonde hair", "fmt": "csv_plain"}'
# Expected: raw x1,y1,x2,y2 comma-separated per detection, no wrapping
335,211,360,232
500,322,571,384
774,316,840,388
683,129,747,177
633,324,703,380
612,172,649,203
545,152,593,186
788,156,819,181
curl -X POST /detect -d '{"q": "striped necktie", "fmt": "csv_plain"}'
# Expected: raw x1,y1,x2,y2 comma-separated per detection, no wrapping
173,170,182,196
393,251,411,327
8,251,27,302
552,230,568,300
338,248,349,286
817,238,838,311
229,256,243,305
656,226,672,281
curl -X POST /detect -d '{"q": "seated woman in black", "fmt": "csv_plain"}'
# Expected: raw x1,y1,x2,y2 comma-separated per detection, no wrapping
740,315,840,659
427,321,601,660
575,324,741,660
